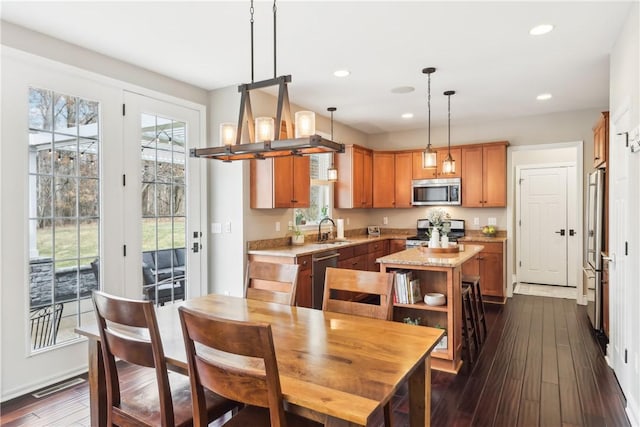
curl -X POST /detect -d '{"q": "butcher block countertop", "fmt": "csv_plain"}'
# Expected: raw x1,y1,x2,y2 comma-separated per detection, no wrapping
376,245,484,268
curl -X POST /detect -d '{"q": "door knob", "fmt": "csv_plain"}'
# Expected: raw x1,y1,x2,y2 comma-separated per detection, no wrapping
569,229,576,236
555,229,566,236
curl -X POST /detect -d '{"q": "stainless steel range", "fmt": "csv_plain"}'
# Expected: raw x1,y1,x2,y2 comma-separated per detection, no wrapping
406,218,465,248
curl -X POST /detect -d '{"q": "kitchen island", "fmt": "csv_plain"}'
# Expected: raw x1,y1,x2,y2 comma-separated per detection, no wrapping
377,245,484,373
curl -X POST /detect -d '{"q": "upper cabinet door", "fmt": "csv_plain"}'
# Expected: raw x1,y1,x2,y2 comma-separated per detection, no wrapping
394,152,413,208
436,148,462,178
461,146,484,207
482,144,507,207
335,145,373,209
373,152,395,208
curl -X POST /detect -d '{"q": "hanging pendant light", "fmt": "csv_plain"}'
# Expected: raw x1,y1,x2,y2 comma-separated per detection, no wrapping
326,107,338,181
192,0,344,161
422,67,437,168
442,90,456,175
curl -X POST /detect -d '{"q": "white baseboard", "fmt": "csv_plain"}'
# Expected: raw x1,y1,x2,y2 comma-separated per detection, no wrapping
626,392,640,427
0,365,87,402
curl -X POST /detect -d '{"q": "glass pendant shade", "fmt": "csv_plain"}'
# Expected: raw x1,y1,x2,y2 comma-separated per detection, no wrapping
219,123,236,146
327,164,338,181
442,154,455,175
422,149,437,168
294,111,316,138
255,117,275,142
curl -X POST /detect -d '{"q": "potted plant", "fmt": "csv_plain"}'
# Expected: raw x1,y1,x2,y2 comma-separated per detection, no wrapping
295,209,306,226
290,225,305,245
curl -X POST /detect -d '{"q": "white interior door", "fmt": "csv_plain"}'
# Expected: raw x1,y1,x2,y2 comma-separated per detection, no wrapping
518,167,568,286
123,92,206,303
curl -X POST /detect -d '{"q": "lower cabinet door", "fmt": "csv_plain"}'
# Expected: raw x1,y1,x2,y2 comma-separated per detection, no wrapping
296,270,312,308
480,252,503,297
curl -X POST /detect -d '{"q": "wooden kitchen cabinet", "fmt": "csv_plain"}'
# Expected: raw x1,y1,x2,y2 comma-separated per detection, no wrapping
461,141,507,207
411,148,462,180
250,155,310,209
389,239,406,254
372,152,413,208
593,111,609,169
366,240,389,271
461,240,506,302
335,145,373,209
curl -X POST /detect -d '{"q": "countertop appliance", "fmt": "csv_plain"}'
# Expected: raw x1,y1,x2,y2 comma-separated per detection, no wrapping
406,218,465,248
411,178,461,206
311,250,339,310
584,169,604,331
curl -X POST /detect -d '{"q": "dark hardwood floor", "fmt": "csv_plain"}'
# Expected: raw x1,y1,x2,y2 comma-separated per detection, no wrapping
0,295,630,427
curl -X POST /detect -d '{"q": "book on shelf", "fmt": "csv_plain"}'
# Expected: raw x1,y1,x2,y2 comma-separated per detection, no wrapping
394,270,417,304
409,279,422,304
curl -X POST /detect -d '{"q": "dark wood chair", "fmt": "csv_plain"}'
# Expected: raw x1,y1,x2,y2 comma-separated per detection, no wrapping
244,261,299,306
322,267,395,320
321,267,394,425
92,291,237,427
178,305,321,427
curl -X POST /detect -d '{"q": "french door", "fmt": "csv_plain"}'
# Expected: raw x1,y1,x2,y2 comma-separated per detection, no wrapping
123,92,205,303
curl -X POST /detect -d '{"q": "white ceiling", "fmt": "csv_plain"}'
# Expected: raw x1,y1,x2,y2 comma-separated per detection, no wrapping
0,1,633,134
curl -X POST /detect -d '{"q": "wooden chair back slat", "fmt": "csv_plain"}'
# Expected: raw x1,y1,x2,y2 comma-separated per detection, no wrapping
179,306,288,426
245,261,299,306
322,267,395,320
92,290,174,426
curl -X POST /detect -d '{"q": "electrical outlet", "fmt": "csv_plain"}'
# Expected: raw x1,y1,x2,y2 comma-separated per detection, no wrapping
211,223,222,234
473,217,480,226
275,221,280,232
224,221,231,233
346,218,350,225
383,216,388,225
488,217,497,226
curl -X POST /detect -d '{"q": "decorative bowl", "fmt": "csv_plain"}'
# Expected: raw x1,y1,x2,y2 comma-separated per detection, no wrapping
424,292,446,306
481,226,497,237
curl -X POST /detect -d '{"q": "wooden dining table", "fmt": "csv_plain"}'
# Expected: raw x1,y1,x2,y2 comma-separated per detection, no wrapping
76,293,443,427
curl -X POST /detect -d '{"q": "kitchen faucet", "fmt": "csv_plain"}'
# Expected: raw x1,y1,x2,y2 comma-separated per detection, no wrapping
317,217,336,242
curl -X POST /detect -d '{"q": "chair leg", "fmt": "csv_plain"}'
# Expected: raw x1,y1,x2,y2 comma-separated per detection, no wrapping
383,402,392,426
463,287,480,359
460,289,473,365
466,283,482,347
475,280,488,340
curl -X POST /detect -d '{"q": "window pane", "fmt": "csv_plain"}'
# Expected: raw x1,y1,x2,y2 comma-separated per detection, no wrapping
156,159,172,183
78,139,98,177
157,183,172,216
53,139,78,177
79,220,99,258
53,94,77,135
142,183,156,217
173,217,185,249
55,219,78,263
29,88,52,131
157,218,173,250
55,177,77,217
30,219,53,258
79,178,98,217
142,218,158,252
30,175,52,219
173,185,185,216
77,99,99,137
29,131,53,174
29,261,53,308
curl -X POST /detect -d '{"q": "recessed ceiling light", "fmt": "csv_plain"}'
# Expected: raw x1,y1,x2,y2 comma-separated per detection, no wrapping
536,93,553,101
529,24,554,36
391,86,415,94
333,70,350,77
401,113,414,119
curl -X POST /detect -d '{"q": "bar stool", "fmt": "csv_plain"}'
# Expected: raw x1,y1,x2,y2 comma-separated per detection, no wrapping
461,285,479,364
463,275,487,341
462,282,482,348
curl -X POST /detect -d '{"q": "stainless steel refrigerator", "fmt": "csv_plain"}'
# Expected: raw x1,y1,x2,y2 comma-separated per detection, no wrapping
584,169,604,331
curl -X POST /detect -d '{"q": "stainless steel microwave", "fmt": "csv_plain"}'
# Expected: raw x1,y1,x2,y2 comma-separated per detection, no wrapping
411,178,461,206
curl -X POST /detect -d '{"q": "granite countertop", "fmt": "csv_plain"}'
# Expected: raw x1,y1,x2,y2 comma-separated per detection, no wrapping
247,234,409,258
376,244,484,268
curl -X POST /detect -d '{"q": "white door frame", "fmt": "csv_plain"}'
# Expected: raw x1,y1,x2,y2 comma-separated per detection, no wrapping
507,141,584,302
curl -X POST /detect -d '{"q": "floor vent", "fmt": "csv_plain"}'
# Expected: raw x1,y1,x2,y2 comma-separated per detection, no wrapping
31,377,85,399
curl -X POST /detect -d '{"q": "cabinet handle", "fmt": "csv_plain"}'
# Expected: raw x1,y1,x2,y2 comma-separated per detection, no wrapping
595,156,600,160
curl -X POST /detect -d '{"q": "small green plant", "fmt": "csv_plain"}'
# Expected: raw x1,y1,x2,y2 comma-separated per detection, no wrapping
295,209,306,225
434,323,447,335
403,317,420,326
321,205,328,218
289,224,303,236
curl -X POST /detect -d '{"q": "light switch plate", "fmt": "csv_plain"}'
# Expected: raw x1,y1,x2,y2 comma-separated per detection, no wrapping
211,223,222,234
488,217,497,225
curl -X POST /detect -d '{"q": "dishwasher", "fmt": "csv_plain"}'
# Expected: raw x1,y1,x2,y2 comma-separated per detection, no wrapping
311,250,340,309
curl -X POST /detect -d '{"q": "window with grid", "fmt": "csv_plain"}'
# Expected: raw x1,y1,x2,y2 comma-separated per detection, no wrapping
294,153,333,228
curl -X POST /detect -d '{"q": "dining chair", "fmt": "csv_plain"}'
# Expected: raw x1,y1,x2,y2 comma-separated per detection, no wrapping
322,267,395,426
322,267,395,320
92,290,238,427
178,305,321,427
244,260,300,306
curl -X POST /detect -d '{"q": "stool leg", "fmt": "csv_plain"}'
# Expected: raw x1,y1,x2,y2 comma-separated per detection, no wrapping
475,280,488,340
464,288,480,358
460,292,472,365
467,284,482,347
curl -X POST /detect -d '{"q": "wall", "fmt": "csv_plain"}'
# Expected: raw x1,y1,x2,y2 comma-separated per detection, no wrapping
609,3,640,424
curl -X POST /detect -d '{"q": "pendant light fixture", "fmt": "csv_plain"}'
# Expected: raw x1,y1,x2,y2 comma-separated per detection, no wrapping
191,0,344,161
441,90,456,175
422,67,437,168
326,107,338,181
